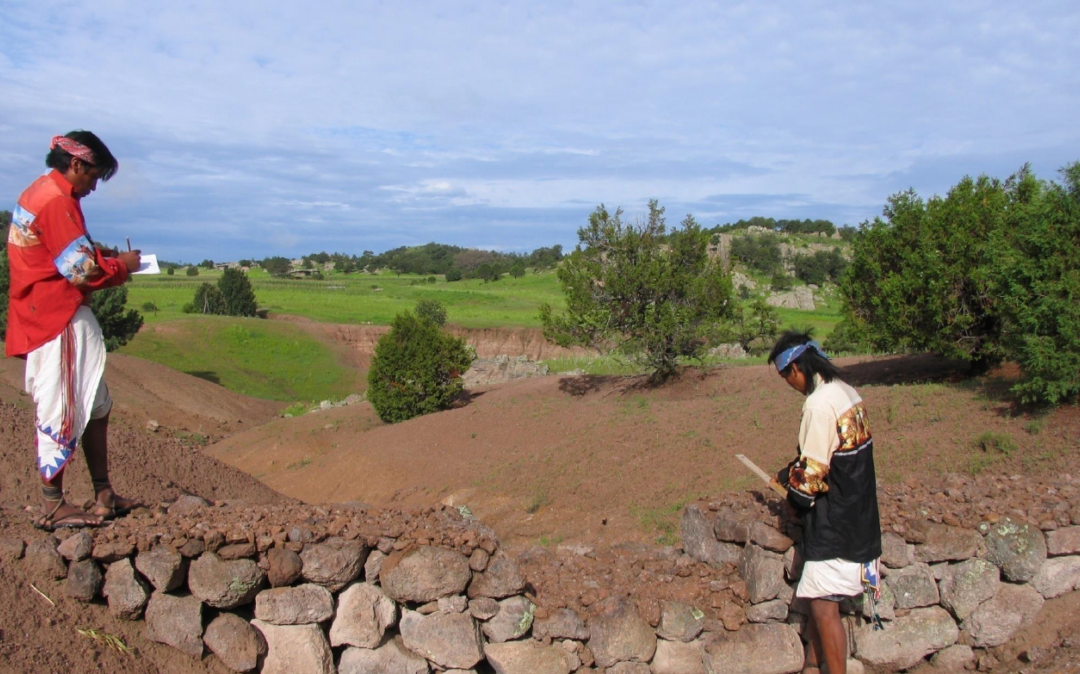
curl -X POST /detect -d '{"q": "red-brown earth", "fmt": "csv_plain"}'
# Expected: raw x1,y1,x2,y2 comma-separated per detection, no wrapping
1,333,1079,673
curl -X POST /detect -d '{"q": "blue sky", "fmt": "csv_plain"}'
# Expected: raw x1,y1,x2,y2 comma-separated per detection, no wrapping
1,1,1077,262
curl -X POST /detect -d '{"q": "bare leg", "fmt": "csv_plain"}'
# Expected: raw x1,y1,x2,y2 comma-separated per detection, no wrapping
809,599,847,674
39,471,101,527
82,413,140,517
802,612,823,674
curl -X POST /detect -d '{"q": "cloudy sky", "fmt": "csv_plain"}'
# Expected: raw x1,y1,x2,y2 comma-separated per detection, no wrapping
1,1,1077,262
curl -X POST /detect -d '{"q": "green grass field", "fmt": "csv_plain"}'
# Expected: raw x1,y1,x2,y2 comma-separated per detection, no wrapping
119,317,363,402
120,266,845,400
127,268,566,328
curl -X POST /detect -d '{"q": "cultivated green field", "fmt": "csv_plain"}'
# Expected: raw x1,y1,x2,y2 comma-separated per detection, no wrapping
120,265,845,399
120,317,364,402
127,268,566,328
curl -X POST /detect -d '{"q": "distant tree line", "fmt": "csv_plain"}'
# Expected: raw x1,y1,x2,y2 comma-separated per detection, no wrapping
711,216,857,240
256,242,564,281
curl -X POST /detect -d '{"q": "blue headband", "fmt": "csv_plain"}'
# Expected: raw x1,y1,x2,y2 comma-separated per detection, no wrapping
775,340,829,373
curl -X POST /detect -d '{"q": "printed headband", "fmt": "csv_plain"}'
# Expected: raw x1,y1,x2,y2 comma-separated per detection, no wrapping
51,135,96,165
775,340,829,373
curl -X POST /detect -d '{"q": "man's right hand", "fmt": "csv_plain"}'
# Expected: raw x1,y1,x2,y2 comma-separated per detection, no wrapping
117,250,141,273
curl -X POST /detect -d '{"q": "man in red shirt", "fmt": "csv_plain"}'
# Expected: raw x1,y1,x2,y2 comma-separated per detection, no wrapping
7,131,141,530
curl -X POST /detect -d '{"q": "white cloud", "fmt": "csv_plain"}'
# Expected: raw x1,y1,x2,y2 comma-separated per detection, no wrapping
0,0,1077,258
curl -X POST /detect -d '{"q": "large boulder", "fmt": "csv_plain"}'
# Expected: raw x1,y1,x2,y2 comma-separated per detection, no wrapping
254,584,334,625
937,558,999,620
682,505,740,567
267,547,303,588
657,601,706,642
485,640,578,674
338,638,430,674
25,536,66,580
66,559,103,602
961,583,1044,647
854,605,958,670
880,532,914,569
587,596,657,668
188,552,265,609
930,644,976,671
251,620,334,674
103,557,150,619
908,521,983,563
887,563,939,609
747,599,789,623
738,545,785,604
468,551,526,599
145,592,204,658
135,546,187,592
1046,526,1080,556
329,582,399,648
381,545,472,603
300,540,367,592
702,623,803,674
204,613,266,673
533,608,590,641
481,595,535,643
983,517,1047,582
1032,555,1080,598
57,531,93,561
399,609,485,670
652,638,707,674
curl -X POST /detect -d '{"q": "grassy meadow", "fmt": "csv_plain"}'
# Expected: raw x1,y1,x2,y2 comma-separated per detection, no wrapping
120,265,845,400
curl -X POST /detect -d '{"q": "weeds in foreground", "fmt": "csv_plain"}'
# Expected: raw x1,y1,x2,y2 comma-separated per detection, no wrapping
525,487,550,514
76,627,136,657
1023,418,1046,436
968,431,1018,475
631,500,690,546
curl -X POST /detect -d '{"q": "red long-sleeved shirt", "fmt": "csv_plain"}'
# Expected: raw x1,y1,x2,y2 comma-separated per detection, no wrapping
6,170,129,357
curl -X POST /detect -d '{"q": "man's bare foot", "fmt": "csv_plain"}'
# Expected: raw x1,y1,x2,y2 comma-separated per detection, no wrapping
89,487,142,519
36,499,102,530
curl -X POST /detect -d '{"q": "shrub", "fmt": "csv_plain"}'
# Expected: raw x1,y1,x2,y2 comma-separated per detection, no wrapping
193,283,226,315
141,301,158,315
426,276,437,284
218,267,257,317
731,234,782,274
720,298,780,354
541,200,735,381
794,249,847,286
366,312,475,423
988,163,1080,404
181,302,195,314
823,318,872,354
510,262,526,278
415,299,447,327
89,286,143,351
445,268,463,282
186,266,199,276
166,266,175,276
770,272,793,292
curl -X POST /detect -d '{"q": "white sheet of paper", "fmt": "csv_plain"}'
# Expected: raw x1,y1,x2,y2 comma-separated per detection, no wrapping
132,253,160,275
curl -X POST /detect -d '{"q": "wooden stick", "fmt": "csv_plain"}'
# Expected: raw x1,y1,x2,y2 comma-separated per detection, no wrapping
126,237,131,252
735,454,788,496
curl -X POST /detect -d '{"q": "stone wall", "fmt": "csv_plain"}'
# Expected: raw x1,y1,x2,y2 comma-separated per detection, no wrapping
7,485,1080,674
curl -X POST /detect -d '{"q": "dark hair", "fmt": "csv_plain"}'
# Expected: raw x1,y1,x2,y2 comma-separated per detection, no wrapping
767,328,843,394
45,130,118,181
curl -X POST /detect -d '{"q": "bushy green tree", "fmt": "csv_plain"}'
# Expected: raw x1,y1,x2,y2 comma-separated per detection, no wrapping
200,259,215,269
823,318,872,355
510,261,526,278
262,256,291,276
540,200,735,381
367,311,475,423
476,262,500,282
840,175,1008,370
194,283,226,315
445,268,463,282
415,299,447,327
731,234,782,274
721,298,781,354
770,272,793,292
186,266,199,276
218,267,257,316
166,266,175,276
89,286,143,351
794,249,847,286
989,164,1080,403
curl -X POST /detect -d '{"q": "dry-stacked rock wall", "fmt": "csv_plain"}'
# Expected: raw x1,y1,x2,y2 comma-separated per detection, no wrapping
6,475,1080,673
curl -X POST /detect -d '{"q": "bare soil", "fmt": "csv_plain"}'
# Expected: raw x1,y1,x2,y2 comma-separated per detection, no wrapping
2,343,1079,673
